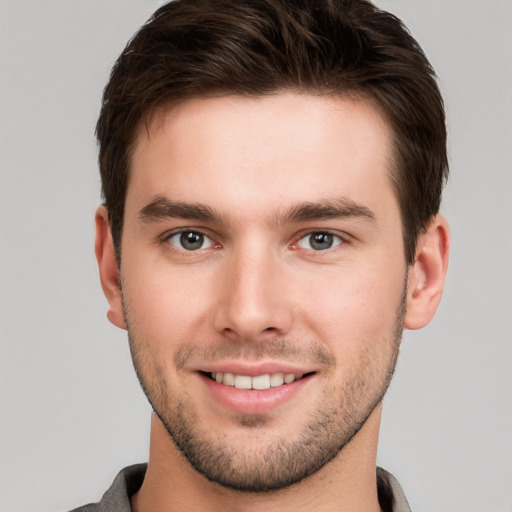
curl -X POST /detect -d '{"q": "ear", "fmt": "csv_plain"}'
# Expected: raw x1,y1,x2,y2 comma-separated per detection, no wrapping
95,206,126,330
404,214,450,330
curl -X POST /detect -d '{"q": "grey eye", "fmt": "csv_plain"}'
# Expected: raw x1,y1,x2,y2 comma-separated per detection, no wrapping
297,232,342,251
168,231,214,251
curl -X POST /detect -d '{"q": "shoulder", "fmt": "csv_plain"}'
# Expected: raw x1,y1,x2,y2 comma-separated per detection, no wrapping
377,467,412,512
68,464,147,512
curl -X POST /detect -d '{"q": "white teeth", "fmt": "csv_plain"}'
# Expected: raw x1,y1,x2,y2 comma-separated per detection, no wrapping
270,373,284,387
284,373,296,384
234,375,252,389
211,372,304,389
252,374,271,390
223,372,235,386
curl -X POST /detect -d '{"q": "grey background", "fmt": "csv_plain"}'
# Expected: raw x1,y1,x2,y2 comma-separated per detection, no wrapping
1,1,511,511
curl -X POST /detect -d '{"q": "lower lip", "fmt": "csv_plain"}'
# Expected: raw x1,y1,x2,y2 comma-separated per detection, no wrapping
199,373,313,415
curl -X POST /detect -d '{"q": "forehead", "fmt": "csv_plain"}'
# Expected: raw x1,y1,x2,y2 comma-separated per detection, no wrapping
127,93,397,222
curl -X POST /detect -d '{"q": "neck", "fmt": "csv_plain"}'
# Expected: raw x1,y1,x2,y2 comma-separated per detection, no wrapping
132,407,383,512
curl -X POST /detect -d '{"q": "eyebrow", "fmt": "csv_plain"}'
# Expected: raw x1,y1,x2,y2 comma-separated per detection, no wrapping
139,195,375,225
276,198,376,224
139,196,222,223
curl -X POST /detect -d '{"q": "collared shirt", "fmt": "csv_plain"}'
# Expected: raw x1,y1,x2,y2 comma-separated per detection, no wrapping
69,464,412,512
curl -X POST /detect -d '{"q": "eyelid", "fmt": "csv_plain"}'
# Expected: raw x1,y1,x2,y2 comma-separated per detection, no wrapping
162,227,220,251
292,229,349,251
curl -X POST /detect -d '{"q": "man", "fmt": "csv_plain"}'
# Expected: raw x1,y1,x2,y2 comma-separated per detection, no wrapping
76,0,450,510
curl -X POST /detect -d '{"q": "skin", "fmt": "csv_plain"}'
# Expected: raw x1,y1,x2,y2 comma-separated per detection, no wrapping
96,93,449,512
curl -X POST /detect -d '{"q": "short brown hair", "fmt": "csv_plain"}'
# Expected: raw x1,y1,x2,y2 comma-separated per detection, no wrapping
96,0,448,265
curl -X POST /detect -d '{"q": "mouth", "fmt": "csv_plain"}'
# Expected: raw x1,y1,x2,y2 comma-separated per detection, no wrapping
202,371,315,390
198,367,317,415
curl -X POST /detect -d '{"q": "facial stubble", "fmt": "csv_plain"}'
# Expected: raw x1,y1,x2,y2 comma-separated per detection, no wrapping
124,283,406,493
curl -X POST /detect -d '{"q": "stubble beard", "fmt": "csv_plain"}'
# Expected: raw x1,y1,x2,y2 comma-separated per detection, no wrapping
124,286,406,493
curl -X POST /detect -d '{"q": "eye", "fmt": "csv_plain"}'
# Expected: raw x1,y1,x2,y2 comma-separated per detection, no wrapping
166,230,215,251
297,232,343,251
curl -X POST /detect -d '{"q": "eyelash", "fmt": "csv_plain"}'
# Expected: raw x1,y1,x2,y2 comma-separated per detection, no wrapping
163,229,218,253
294,231,344,251
161,229,348,254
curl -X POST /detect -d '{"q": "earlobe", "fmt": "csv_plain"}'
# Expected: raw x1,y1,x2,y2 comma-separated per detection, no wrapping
404,215,450,330
95,206,127,330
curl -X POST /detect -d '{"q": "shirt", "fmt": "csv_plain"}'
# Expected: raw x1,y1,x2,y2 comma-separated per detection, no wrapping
69,464,412,512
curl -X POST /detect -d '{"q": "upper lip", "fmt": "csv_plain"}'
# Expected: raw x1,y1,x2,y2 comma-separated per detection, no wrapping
196,361,316,377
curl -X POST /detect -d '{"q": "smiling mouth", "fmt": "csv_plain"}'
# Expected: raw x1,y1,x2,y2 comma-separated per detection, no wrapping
204,371,315,390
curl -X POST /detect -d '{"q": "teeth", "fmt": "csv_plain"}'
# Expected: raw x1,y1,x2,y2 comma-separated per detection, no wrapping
223,372,235,386
211,372,304,389
284,373,296,384
234,375,252,389
252,374,271,390
270,373,284,387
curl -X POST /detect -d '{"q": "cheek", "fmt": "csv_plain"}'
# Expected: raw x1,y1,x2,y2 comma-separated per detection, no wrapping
121,257,216,349
297,263,406,349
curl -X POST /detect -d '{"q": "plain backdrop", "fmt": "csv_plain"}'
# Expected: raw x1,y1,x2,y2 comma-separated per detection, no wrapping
1,1,511,511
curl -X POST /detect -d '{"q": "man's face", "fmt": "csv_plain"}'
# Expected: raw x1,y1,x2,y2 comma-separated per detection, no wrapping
119,93,408,491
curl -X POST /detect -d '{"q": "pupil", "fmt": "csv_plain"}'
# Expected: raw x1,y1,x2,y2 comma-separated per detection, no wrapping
180,232,203,250
311,232,333,250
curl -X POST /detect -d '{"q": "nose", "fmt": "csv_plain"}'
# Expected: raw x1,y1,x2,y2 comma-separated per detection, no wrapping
212,246,293,343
